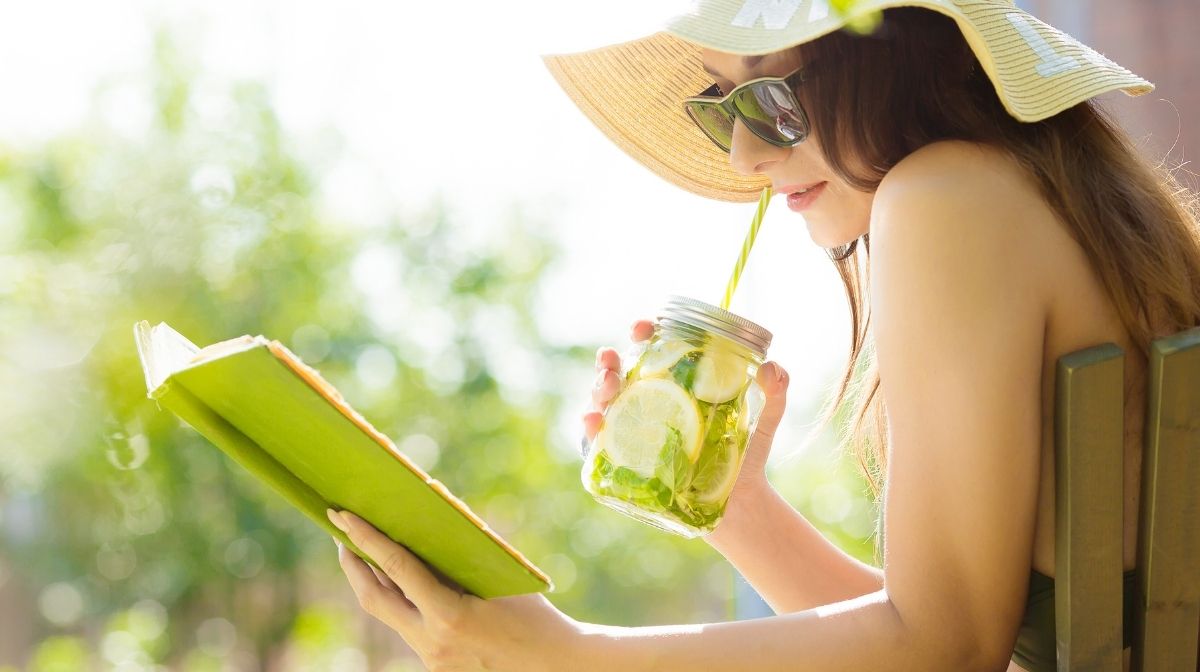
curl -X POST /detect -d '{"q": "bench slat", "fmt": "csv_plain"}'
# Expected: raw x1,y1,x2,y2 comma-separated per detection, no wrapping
1135,326,1200,672
1055,343,1125,672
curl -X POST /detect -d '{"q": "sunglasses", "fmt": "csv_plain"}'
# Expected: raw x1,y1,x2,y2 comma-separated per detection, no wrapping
683,65,814,153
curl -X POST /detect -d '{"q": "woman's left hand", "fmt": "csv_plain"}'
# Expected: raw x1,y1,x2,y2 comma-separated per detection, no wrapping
327,509,584,672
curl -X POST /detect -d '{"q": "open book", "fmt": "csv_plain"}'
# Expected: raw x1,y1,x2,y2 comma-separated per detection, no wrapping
133,321,553,599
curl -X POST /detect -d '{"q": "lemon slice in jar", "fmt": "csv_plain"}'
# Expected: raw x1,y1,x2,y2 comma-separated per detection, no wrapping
692,442,742,504
596,378,704,475
638,340,697,378
692,347,747,403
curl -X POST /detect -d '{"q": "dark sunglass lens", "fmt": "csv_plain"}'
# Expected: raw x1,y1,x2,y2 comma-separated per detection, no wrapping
685,102,734,151
734,83,809,144
757,84,809,141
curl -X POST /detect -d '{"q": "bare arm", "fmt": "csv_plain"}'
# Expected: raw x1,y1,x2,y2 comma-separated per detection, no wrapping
704,480,883,613
573,590,926,672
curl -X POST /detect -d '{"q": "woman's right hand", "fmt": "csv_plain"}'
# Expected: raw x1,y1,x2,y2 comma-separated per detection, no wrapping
581,319,791,500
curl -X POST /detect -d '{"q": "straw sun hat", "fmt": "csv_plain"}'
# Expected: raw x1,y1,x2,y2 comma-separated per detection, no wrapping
541,0,1154,203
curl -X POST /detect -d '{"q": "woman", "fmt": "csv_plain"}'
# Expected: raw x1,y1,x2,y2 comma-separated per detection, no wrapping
326,1,1200,669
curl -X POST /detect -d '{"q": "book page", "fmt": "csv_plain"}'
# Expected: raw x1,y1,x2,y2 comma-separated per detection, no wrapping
134,321,264,393
189,335,263,364
135,321,199,392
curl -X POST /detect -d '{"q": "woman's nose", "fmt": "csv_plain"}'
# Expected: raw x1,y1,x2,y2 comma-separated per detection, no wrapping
728,117,789,176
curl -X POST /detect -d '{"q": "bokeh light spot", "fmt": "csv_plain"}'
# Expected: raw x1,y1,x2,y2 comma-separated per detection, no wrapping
541,553,577,593
122,499,166,536
128,599,169,641
291,324,332,364
330,647,368,672
223,537,265,579
634,543,680,582
96,541,138,581
100,630,143,666
396,433,440,472
196,617,237,657
189,164,235,210
354,344,396,391
810,483,852,525
29,635,88,671
105,431,150,471
38,582,84,627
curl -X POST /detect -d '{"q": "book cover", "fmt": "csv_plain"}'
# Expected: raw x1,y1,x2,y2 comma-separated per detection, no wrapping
133,321,553,599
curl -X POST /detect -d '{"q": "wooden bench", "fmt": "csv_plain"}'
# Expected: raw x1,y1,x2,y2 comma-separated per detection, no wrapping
1054,326,1200,671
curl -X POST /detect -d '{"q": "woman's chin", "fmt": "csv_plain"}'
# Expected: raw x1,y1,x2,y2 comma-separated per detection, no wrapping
807,227,858,251
806,217,867,250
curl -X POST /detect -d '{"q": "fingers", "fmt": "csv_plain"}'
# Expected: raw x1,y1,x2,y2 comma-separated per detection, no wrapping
590,368,620,409
337,541,421,632
751,361,790,444
370,563,405,597
630,319,655,342
595,346,620,372
583,368,619,442
329,509,455,614
582,410,604,442
583,319,655,443
734,361,790,480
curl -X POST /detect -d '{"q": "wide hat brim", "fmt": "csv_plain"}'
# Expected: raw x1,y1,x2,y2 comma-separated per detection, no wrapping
542,0,1154,203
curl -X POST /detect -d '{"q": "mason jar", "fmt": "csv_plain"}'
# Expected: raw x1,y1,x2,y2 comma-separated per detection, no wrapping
581,295,771,538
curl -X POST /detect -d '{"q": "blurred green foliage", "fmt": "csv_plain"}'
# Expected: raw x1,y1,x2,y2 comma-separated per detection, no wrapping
0,29,876,672
831,0,884,34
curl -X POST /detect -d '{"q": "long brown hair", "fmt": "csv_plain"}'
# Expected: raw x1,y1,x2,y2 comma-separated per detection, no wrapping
793,8,1200,498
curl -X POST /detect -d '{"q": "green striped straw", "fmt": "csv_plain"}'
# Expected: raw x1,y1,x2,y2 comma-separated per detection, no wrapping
720,186,772,311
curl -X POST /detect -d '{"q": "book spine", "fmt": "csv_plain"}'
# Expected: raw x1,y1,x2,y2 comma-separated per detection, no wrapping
155,380,371,562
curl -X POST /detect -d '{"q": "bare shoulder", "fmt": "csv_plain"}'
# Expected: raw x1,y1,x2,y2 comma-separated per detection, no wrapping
868,139,1060,307
878,138,1034,194
873,139,1050,232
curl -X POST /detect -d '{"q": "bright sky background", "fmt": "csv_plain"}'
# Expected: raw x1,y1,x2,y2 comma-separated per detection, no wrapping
0,0,857,465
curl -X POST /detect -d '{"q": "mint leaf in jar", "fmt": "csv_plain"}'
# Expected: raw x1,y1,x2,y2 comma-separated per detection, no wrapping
701,400,736,454
670,351,701,391
653,426,694,496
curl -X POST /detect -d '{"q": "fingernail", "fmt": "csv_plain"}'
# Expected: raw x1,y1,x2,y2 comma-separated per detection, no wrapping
595,347,605,368
327,508,349,533
594,371,607,389
774,363,785,383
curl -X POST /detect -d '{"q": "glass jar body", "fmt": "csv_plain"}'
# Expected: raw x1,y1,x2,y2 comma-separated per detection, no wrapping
581,313,767,538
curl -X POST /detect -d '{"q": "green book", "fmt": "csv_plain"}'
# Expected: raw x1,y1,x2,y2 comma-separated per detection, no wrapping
133,320,553,599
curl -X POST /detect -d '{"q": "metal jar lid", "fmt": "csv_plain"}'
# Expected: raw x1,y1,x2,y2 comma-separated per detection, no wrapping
658,295,772,357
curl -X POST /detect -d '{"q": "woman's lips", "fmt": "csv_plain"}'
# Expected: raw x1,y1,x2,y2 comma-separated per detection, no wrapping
785,182,827,212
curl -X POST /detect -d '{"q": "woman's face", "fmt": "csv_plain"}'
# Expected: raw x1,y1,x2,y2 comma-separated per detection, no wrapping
699,48,875,248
